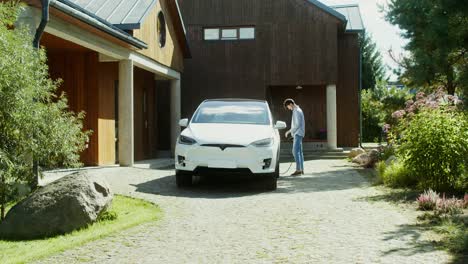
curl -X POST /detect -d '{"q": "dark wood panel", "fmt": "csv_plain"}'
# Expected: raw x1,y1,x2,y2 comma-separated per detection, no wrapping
179,0,359,147
268,86,327,142
134,67,158,161
337,33,360,147
179,0,341,117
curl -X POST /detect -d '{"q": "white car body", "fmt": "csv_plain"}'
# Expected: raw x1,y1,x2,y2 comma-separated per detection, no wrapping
175,99,286,188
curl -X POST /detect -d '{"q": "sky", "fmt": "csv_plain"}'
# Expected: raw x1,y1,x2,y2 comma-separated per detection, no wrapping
321,0,408,81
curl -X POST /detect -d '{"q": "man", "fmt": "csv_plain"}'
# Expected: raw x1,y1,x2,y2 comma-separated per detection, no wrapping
284,99,305,176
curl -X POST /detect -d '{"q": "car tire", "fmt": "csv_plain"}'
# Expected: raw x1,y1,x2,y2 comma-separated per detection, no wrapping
263,176,277,191
273,157,280,178
176,170,192,187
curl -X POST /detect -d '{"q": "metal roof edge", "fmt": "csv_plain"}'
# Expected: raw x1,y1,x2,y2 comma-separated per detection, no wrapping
52,0,148,49
330,4,359,9
306,0,347,23
132,0,158,27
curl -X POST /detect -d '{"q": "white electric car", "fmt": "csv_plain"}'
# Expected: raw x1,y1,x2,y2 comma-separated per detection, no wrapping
175,99,287,190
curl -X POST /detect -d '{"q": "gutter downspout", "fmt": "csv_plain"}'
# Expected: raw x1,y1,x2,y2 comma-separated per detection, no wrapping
33,0,49,49
32,0,49,188
358,30,364,149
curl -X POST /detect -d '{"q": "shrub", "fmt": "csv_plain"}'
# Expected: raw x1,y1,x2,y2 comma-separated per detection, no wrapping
378,144,396,161
435,194,465,216
97,210,118,222
417,189,440,211
374,161,386,184
381,161,416,187
397,108,468,192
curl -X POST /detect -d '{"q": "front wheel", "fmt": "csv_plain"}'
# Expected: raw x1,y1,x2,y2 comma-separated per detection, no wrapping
175,170,192,188
263,176,277,191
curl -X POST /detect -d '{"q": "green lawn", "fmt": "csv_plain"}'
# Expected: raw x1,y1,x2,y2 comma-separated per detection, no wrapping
0,195,162,264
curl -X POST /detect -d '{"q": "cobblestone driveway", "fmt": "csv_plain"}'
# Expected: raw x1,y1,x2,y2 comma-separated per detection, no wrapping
39,160,451,263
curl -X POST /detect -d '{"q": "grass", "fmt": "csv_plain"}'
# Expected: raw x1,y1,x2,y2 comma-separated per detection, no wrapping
356,162,468,262
418,212,468,262
0,195,162,264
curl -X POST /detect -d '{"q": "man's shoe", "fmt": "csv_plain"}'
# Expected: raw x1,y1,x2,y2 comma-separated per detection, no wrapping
291,170,302,176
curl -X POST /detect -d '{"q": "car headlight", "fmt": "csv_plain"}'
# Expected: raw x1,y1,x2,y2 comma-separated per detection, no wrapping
251,138,273,147
179,135,197,145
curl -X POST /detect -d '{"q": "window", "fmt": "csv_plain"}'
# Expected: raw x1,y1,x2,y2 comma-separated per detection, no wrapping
239,27,255,39
204,28,219,40
192,101,270,125
157,12,166,47
221,29,237,40
203,26,255,41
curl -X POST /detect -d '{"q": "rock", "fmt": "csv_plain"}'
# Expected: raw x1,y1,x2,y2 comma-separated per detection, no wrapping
348,148,365,158
385,155,397,166
352,153,370,165
0,171,112,239
365,149,380,168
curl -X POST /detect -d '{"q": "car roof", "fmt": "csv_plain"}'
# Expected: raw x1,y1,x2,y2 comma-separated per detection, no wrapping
203,98,267,103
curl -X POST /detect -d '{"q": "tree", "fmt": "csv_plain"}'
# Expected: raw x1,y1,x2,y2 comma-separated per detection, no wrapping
385,0,468,95
359,32,386,90
0,2,90,220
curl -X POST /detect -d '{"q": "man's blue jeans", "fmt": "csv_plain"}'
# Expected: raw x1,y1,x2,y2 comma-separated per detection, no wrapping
292,135,304,171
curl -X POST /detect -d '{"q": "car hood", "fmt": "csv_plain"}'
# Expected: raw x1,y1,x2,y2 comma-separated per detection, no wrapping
183,123,274,146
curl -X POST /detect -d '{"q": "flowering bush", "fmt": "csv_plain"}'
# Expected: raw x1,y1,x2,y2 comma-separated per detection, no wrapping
417,190,467,215
435,194,465,216
417,189,440,211
396,108,468,191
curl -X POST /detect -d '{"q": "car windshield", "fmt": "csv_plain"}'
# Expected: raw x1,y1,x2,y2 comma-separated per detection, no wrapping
191,101,271,125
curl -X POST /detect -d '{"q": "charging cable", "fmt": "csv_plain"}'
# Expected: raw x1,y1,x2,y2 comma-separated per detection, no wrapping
280,136,295,175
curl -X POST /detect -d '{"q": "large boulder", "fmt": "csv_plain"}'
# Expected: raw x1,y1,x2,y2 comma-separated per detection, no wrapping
366,149,380,168
0,171,112,239
348,148,365,159
352,149,380,168
352,153,370,165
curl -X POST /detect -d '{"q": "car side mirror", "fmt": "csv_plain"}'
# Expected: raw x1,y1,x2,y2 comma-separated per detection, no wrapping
179,118,189,127
274,121,287,130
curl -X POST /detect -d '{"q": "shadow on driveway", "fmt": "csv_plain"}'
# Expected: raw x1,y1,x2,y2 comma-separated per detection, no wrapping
132,167,368,199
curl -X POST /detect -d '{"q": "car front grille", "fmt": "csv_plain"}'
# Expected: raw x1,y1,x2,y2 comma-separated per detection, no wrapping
200,144,245,150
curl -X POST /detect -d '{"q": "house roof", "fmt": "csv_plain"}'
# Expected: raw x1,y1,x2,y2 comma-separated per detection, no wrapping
67,0,157,30
48,0,191,57
306,0,347,22
50,0,148,49
331,4,365,32
305,1,365,32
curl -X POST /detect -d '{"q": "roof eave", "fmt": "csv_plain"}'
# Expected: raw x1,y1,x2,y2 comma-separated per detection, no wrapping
306,0,347,23
52,0,148,49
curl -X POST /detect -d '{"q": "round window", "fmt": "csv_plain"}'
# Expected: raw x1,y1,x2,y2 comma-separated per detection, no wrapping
157,12,166,48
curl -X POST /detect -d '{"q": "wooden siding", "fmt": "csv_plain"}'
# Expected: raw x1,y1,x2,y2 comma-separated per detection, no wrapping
132,0,184,72
97,62,118,165
337,33,360,147
47,51,99,165
44,32,119,165
179,0,340,117
179,0,360,147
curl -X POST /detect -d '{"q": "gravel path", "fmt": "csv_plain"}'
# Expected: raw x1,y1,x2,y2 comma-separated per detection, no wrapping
38,160,452,263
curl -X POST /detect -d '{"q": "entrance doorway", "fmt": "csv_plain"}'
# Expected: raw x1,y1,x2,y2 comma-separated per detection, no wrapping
267,85,327,142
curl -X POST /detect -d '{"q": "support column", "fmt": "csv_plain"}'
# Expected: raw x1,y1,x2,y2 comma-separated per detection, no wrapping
118,60,134,166
326,84,338,150
170,79,181,155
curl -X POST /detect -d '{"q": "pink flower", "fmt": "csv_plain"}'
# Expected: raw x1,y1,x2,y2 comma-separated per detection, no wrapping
392,110,406,119
416,92,425,100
